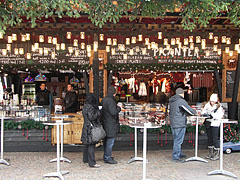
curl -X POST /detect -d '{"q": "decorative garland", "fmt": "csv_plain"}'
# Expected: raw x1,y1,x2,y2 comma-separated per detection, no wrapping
3,120,51,130
224,124,240,143
0,63,91,72
104,63,224,72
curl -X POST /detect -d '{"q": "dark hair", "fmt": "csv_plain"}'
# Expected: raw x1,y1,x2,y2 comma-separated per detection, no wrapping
85,93,97,107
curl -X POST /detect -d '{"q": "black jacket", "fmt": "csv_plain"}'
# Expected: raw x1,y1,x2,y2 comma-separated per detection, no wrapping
64,91,78,113
36,89,51,106
81,103,101,145
101,94,121,137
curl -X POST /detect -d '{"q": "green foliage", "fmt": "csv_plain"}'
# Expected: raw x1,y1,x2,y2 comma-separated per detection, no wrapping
0,0,239,32
2,120,51,130
224,124,240,143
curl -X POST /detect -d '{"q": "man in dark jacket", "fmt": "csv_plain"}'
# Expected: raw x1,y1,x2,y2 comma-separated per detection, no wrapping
101,85,121,164
169,88,196,162
36,83,52,110
64,84,78,113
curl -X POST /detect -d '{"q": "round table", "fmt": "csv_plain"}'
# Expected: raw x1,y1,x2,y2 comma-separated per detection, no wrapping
43,120,73,180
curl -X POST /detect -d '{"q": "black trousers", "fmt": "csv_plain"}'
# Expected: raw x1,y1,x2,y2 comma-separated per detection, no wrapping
205,124,220,148
83,144,96,167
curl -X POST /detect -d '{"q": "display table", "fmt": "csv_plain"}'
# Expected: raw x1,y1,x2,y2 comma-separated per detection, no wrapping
0,116,11,166
208,119,238,179
50,115,74,163
185,116,208,163
129,123,161,180
127,116,146,164
43,120,73,180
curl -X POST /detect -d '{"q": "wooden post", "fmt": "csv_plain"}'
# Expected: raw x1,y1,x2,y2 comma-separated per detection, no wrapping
214,69,222,102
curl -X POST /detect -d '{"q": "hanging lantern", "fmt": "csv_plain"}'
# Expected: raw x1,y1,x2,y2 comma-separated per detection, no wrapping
189,36,194,43
138,34,143,41
2,49,7,56
229,51,233,57
221,36,226,43
201,43,206,49
44,48,48,55
176,38,180,44
80,32,85,39
213,45,218,51
111,48,115,55
158,32,162,39
209,32,213,39
123,54,127,60
19,48,24,55
201,39,206,45
26,33,30,41
6,44,11,51
81,43,85,50
196,36,201,43
56,44,60,50
93,41,98,52
39,48,43,55
99,34,104,41
106,46,110,52
39,35,44,43
170,49,174,56
225,47,229,53
86,45,91,52
163,38,168,45
151,42,156,49
226,37,231,45
135,46,140,52
52,37,57,45
31,45,36,52
60,43,66,50
51,52,56,59
183,46,187,52
235,44,239,51
35,73,47,81
190,43,194,49
75,49,79,56
68,47,73,54
48,36,52,44
120,44,125,51
171,38,176,45
205,50,210,56
166,44,170,50
131,37,136,44
113,38,117,46
87,52,91,57
107,38,112,45
217,49,221,55
194,47,199,53
147,44,151,49
26,53,31,59
0,32,3,39
126,38,130,45
213,36,218,44
8,36,12,43
66,32,71,39
12,34,17,41
178,42,182,48
129,49,134,55
34,43,39,50
145,38,150,45
73,39,78,47
21,35,26,42
184,38,188,45
142,48,146,55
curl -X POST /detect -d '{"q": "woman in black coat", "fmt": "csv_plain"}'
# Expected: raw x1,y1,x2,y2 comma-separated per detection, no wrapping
81,94,101,168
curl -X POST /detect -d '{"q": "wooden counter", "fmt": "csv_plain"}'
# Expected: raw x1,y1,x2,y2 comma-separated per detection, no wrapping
51,113,84,145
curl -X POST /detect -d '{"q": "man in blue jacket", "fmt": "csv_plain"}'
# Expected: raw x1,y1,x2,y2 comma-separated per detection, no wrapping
169,88,196,162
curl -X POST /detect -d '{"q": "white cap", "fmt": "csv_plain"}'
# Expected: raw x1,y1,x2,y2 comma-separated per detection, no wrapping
210,93,218,102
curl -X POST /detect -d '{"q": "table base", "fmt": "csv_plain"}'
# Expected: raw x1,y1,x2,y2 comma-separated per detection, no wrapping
49,157,71,163
185,156,208,163
0,158,10,166
43,170,69,180
128,156,144,164
208,169,237,179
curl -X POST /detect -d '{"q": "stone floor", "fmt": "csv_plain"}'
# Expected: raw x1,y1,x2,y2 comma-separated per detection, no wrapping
0,150,240,180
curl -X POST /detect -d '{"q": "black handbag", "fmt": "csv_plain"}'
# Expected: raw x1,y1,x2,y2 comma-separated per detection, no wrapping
90,123,106,143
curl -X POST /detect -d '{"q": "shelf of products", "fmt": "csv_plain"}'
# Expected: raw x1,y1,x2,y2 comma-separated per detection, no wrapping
22,83,36,105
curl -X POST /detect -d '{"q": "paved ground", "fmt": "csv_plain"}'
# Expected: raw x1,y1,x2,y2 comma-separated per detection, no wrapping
0,150,239,180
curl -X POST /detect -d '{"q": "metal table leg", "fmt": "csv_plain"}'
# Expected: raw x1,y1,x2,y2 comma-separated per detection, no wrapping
185,117,208,163
208,120,237,179
0,117,10,166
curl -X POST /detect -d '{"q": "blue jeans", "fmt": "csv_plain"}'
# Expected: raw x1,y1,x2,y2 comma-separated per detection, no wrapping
103,137,115,161
171,127,186,160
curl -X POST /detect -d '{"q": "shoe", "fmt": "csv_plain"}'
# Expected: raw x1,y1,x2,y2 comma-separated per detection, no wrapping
90,164,101,168
172,159,185,163
83,161,88,163
104,159,118,164
180,154,186,158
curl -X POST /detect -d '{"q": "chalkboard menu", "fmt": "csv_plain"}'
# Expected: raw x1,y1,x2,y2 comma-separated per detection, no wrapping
0,44,89,65
99,70,104,98
108,46,221,64
226,70,235,98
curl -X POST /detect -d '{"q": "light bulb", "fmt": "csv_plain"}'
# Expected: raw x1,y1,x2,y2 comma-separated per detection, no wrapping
213,45,218,51
80,32,85,39
171,38,176,45
131,37,136,44
68,47,73,54
111,48,115,55
123,54,127,60
81,43,85,49
26,33,30,40
44,48,48,55
138,34,143,41
19,48,24,55
8,36,12,43
214,36,218,44
48,36,52,43
176,38,180,44
61,43,66,50
158,32,162,39
14,48,18,55
56,44,60,50
26,53,31,59
93,41,98,52
189,36,194,43
190,43,194,49
21,35,26,42
235,44,239,51
196,36,201,43
107,38,112,45
217,49,221,55
12,34,17,41
229,51,233,56
106,46,110,52
99,34,104,41
73,39,78,47
75,49,79,56
113,38,117,46
209,33,213,39
221,36,226,43
66,32,71,39
31,45,36,52
39,48,43,55
0,32,3,39
206,50,210,56
163,38,168,45
225,47,229,53
6,44,11,51
39,35,44,43
51,52,56,59
86,45,91,52
129,49,134,55
52,37,57,44
2,49,7,56
126,38,130,45
226,38,231,45
184,38,188,45
142,48,146,55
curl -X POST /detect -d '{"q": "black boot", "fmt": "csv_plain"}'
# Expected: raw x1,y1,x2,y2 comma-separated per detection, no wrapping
211,148,220,161
205,146,214,159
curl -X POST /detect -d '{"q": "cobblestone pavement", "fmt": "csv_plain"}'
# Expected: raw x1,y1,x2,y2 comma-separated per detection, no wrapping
0,150,239,180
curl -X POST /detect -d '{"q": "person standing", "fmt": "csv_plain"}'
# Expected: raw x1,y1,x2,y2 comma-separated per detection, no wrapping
64,84,78,113
202,93,224,161
101,85,121,164
169,88,196,162
36,83,52,110
81,94,101,168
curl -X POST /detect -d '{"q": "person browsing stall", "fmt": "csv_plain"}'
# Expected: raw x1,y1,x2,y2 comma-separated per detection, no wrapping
202,93,224,161
64,84,78,113
169,88,196,163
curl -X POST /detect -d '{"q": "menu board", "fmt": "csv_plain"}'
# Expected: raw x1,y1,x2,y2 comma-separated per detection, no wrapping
0,44,89,65
99,70,104,98
226,70,235,98
108,46,221,64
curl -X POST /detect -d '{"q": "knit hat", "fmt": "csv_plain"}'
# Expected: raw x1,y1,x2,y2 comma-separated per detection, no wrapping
210,93,218,102
107,86,116,95
176,88,184,95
